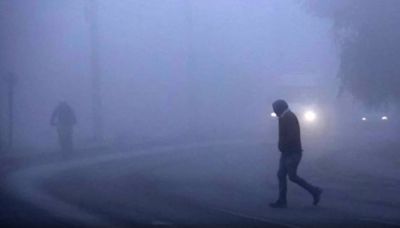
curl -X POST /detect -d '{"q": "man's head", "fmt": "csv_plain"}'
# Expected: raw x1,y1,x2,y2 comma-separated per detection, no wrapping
272,99,289,117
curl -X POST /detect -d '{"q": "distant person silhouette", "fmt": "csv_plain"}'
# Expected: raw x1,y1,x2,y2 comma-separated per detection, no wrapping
51,101,77,153
270,99,322,208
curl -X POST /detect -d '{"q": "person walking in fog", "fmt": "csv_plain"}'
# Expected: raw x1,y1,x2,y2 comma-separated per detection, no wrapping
51,101,77,153
270,99,322,208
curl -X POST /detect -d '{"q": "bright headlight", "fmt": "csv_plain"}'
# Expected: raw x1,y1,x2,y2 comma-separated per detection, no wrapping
381,116,388,120
362,117,367,121
304,110,317,122
270,112,277,118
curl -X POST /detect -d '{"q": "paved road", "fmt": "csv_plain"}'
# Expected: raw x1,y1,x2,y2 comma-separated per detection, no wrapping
3,140,400,227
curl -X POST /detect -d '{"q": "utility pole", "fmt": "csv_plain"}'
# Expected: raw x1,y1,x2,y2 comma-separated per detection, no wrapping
3,73,17,148
184,1,199,136
85,0,103,142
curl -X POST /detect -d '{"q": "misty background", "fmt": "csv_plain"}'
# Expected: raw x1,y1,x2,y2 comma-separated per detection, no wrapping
3,0,396,150
1,1,400,226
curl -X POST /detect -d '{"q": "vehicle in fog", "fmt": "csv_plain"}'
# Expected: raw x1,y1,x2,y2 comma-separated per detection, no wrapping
357,110,393,133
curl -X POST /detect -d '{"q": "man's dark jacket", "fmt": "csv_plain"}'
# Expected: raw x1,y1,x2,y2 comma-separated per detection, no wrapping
279,110,302,154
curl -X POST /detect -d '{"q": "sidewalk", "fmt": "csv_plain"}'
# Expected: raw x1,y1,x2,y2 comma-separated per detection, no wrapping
0,145,113,227
0,148,61,227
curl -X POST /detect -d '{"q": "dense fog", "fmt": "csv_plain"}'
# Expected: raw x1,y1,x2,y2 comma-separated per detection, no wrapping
0,0,339,149
2,1,400,226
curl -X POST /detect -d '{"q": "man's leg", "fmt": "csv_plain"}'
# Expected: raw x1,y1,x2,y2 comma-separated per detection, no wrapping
277,156,288,203
65,127,73,152
57,128,66,152
270,155,288,208
58,126,72,155
287,153,322,205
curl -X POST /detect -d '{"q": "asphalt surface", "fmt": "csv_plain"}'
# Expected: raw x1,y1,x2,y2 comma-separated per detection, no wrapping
1,138,400,227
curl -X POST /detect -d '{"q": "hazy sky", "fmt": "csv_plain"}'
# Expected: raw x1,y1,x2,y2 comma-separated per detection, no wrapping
0,0,338,148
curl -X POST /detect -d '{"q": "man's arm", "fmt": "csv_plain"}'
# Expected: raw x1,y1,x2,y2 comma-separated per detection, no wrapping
279,115,298,152
278,119,288,152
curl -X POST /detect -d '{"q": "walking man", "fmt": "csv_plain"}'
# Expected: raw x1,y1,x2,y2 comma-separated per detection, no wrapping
270,99,322,208
51,101,77,153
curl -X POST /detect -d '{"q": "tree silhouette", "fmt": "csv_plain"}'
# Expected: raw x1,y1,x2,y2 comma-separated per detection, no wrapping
303,0,400,108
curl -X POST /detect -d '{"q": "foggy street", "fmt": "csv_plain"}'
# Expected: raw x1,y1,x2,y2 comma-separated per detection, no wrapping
3,136,399,227
2,0,400,227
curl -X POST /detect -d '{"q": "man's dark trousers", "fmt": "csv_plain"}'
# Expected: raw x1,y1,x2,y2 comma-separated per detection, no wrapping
277,152,317,203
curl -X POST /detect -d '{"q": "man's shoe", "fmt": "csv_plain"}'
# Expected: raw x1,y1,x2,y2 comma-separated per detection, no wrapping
269,201,287,209
313,187,322,206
